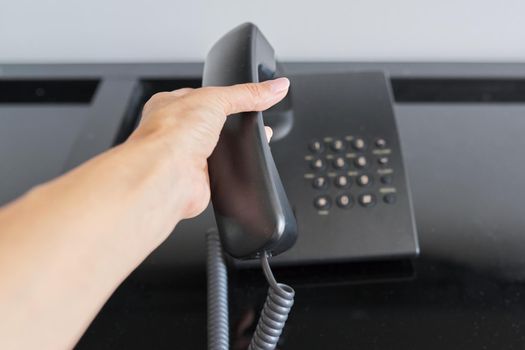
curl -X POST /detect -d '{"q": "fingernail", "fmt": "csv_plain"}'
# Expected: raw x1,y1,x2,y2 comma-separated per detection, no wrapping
269,77,290,93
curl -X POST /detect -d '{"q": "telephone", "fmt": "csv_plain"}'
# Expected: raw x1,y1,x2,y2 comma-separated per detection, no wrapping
205,23,418,266
202,23,418,350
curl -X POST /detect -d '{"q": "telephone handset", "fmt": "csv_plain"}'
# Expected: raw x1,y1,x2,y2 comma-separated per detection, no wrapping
203,23,297,350
203,23,297,259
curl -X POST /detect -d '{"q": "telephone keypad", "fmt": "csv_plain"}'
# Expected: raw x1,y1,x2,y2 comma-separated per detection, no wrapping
305,136,397,212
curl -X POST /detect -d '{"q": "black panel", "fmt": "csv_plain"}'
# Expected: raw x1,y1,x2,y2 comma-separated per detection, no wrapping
0,79,99,104
392,78,525,103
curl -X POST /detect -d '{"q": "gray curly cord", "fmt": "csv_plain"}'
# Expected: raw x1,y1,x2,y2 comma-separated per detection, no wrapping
248,252,295,350
207,230,294,350
206,230,229,350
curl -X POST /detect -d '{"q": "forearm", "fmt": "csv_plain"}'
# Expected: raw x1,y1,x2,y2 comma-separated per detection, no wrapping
0,137,182,349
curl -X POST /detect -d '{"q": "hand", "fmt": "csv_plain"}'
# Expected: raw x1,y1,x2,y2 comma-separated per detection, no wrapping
0,77,290,350
128,77,290,219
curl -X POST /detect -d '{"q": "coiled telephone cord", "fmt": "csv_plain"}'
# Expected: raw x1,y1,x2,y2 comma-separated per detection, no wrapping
206,230,294,350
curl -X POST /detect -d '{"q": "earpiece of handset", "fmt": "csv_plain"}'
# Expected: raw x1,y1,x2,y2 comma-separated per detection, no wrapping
202,23,297,260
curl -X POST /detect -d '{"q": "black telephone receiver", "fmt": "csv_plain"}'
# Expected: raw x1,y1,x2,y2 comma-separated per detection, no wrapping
202,23,298,259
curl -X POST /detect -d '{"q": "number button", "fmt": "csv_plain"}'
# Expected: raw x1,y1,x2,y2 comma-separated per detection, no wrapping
334,175,351,188
352,138,367,151
330,139,345,152
357,174,373,187
336,193,354,208
332,156,347,170
312,176,328,189
358,193,376,207
310,158,326,171
354,156,368,169
314,195,332,210
309,140,324,153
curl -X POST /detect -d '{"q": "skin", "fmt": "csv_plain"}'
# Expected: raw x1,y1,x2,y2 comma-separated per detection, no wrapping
0,77,290,350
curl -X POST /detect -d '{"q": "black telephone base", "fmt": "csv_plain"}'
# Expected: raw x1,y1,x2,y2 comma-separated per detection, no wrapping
267,71,419,266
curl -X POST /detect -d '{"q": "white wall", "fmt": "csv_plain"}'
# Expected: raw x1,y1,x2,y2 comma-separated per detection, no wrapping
1,0,525,63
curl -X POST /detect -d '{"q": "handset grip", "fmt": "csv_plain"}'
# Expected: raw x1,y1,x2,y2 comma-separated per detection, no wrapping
203,23,297,259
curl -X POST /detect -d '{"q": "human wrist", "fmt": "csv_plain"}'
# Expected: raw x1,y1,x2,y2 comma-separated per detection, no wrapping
122,131,196,220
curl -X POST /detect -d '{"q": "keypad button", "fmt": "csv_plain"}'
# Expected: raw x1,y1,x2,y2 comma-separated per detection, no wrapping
309,140,324,153
378,157,389,165
375,138,387,148
330,139,345,152
314,195,331,210
332,156,347,169
354,156,368,169
336,193,354,208
310,158,326,171
352,138,367,151
312,176,328,189
358,193,376,207
357,174,373,187
380,175,393,185
334,175,351,188
383,193,397,204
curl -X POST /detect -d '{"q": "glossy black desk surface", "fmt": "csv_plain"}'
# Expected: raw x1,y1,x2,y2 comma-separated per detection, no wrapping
78,260,525,350
2,62,525,349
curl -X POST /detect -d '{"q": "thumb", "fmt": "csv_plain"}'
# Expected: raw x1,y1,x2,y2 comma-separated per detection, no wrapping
194,77,290,116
